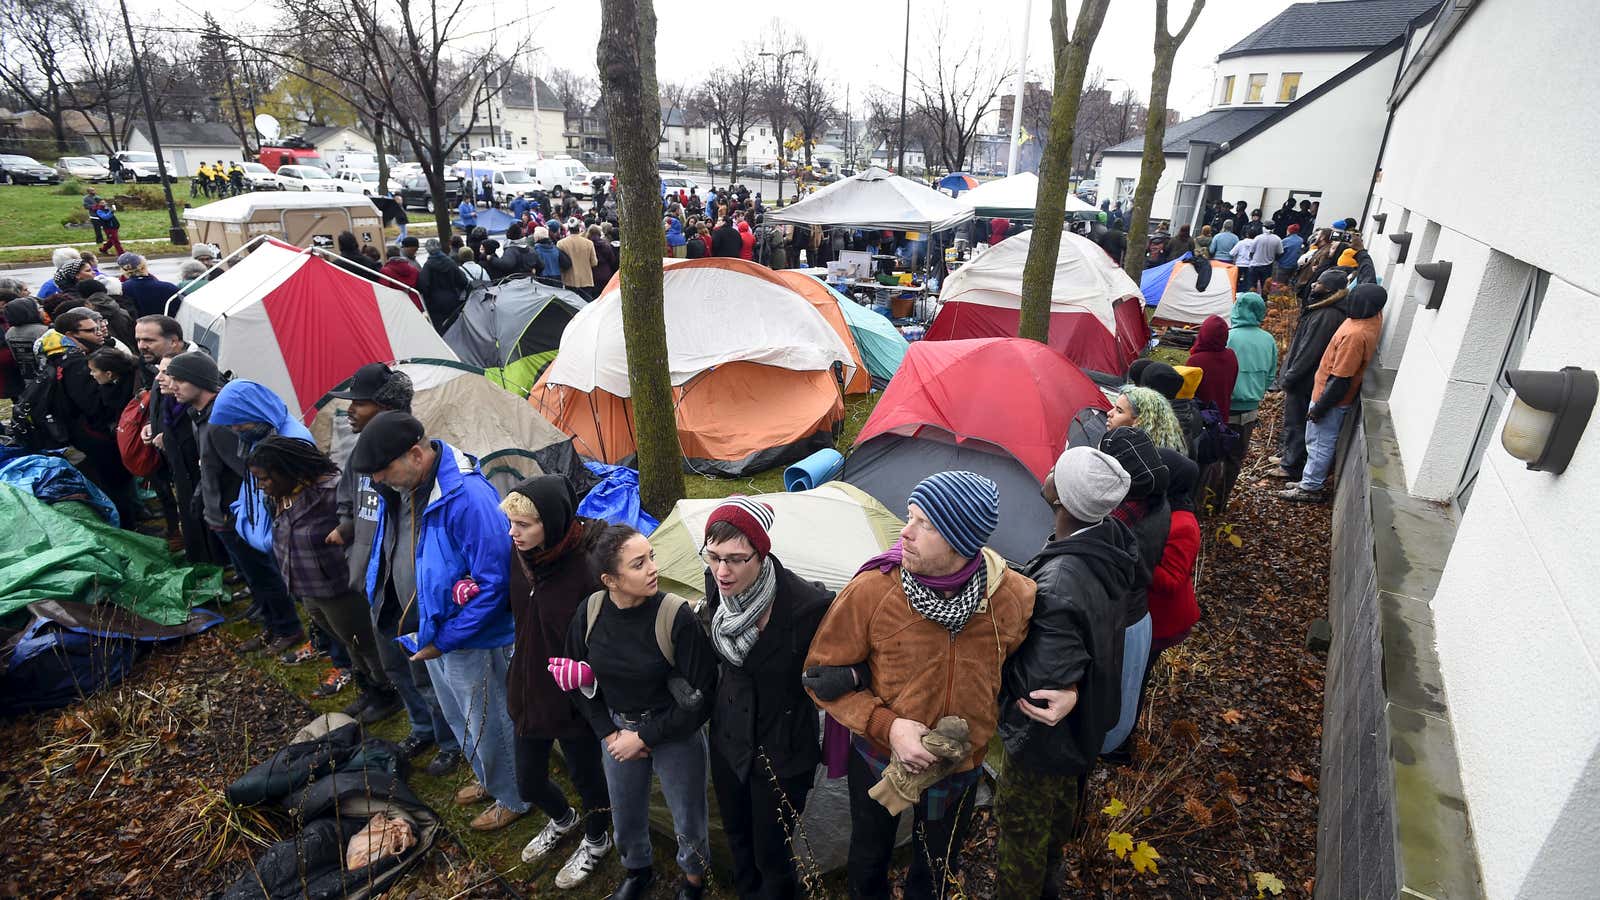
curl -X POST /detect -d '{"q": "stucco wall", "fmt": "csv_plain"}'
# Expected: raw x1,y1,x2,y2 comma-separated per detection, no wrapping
1097,152,1182,223
1213,50,1364,108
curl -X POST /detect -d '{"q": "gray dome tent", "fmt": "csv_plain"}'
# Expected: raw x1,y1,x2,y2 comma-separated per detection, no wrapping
442,276,587,396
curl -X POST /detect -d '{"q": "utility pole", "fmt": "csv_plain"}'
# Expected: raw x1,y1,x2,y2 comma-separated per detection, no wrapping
845,83,852,170
117,0,186,245
218,33,251,156
897,0,910,174
485,64,497,149
1006,0,1032,176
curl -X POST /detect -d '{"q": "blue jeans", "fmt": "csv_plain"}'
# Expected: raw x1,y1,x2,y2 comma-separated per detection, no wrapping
1300,404,1350,492
427,646,528,812
370,615,458,751
216,529,300,639
1102,612,1152,753
601,711,709,876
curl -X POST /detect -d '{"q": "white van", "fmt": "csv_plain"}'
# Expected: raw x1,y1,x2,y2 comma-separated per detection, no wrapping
450,161,542,204
532,156,596,198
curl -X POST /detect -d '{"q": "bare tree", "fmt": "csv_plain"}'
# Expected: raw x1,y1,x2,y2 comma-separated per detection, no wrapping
62,4,139,154
546,66,599,116
911,22,1011,173
691,62,758,187
0,0,75,152
863,90,899,169
598,0,683,516
1018,0,1113,343
1122,0,1206,282
658,80,691,145
789,55,834,167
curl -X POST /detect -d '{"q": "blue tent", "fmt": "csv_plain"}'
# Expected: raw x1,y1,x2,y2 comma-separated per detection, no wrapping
823,281,908,389
1139,252,1192,307
453,206,518,235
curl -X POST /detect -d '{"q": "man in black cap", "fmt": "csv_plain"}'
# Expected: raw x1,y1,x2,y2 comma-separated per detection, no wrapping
400,235,421,267
325,363,460,770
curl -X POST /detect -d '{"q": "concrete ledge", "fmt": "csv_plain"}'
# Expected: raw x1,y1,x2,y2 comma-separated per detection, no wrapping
1315,375,1485,899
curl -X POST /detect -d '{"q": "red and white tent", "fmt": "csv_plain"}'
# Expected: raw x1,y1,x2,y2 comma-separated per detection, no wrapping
174,237,456,423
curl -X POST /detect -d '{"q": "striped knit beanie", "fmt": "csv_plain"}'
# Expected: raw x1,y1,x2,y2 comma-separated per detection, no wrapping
908,471,1000,560
706,496,775,557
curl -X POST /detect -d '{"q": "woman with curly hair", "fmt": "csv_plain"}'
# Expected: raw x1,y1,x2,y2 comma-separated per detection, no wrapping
1107,384,1187,453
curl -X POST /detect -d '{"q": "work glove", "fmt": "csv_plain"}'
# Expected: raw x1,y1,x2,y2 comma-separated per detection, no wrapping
802,664,867,701
547,657,594,692
451,578,480,606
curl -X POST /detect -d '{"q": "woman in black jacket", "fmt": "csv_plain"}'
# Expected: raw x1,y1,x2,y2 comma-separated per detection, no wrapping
701,498,833,900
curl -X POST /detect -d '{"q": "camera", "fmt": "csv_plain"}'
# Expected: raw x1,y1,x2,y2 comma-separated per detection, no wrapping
1331,228,1357,243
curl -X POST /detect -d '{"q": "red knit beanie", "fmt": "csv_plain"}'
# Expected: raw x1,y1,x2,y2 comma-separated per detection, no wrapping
705,496,774,557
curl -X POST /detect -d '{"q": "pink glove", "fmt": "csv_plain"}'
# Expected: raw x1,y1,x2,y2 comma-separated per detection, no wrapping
451,578,480,607
547,657,595,692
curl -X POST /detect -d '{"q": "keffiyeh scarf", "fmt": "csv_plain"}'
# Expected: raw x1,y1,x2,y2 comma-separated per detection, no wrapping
901,564,987,634
710,555,777,666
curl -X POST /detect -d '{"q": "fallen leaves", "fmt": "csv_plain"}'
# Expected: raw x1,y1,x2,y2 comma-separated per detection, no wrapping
1101,798,1127,817
1129,841,1161,875
1220,708,1245,725
1255,870,1287,896
1106,830,1134,859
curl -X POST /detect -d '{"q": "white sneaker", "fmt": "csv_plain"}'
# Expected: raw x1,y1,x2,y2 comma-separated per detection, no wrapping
554,833,612,889
521,808,580,863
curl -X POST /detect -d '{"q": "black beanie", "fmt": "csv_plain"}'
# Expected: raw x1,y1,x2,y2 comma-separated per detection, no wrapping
166,350,225,393
1138,361,1185,401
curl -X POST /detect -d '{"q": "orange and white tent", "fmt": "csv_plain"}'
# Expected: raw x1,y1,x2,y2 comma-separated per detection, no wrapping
771,270,871,394
175,236,455,423
531,257,858,476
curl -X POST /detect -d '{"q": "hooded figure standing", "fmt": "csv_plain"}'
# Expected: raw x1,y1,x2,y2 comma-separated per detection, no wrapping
1222,292,1279,512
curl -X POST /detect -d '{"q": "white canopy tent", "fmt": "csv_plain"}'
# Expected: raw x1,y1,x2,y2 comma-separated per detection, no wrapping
955,172,1098,219
766,166,974,232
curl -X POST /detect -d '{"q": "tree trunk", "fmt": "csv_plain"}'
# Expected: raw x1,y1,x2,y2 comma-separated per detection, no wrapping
599,0,684,517
1122,0,1205,283
1017,0,1112,343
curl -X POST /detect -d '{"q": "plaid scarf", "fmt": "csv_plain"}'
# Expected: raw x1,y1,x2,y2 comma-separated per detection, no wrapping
901,565,986,634
710,556,777,666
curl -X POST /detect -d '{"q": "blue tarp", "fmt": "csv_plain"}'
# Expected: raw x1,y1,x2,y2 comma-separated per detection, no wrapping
0,452,119,526
576,462,659,535
1140,253,1192,307
453,207,518,235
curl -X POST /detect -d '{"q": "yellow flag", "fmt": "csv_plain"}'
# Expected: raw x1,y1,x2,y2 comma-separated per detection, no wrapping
1018,125,1033,146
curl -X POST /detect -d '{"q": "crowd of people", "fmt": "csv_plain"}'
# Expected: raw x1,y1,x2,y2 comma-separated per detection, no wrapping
191,161,246,199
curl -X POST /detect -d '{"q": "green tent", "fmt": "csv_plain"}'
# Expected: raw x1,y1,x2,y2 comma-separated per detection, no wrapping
0,485,224,625
442,277,588,396
824,282,908,389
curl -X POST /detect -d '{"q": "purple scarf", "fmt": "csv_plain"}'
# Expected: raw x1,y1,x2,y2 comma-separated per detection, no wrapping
855,539,984,592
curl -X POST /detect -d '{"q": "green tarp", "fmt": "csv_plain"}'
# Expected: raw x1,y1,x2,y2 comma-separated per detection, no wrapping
0,484,225,625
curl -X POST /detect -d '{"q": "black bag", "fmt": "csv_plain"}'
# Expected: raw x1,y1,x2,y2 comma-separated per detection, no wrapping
1194,401,1241,466
9,361,69,450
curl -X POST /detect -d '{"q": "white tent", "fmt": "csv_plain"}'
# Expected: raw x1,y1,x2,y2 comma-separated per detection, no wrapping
955,171,1097,219
766,166,974,232
1150,259,1239,325
175,237,456,422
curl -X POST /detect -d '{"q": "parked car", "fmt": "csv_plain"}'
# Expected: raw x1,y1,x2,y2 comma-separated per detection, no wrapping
239,161,284,191
532,157,596,198
333,168,383,195
55,156,112,182
111,150,176,184
396,173,463,213
451,161,542,204
735,164,767,179
657,157,687,172
276,164,339,191
659,174,701,197
0,154,62,185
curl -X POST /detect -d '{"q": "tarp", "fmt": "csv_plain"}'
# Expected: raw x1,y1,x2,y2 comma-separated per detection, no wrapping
652,482,903,599
453,206,518,235
0,452,119,525
955,172,1098,220
0,484,225,625
443,277,586,395
176,237,457,423
766,166,975,232
576,462,660,535
928,230,1148,373
1146,257,1239,324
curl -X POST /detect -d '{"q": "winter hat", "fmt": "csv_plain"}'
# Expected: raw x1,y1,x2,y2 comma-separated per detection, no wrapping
908,471,1000,559
116,252,144,270
1287,223,1301,234
51,247,79,268
1137,361,1185,402
1099,426,1169,501
165,350,225,393
1051,446,1130,523
191,243,218,261
423,238,442,255
705,496,775,557
1337,248,1359,267
532,226,550,241
511,474,579,548
1160,447,1200,514
401,236,420,249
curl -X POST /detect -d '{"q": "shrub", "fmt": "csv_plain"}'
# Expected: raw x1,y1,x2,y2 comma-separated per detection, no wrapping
62,208,90,226
55,178,85,196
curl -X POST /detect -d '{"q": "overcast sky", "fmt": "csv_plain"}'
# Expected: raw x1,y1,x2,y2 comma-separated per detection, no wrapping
141,0,1294,121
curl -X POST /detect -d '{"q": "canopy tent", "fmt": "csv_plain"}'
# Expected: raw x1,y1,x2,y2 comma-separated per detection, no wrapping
311,360,594,497
772,271,872,394
1144,256,1239,324
954,171,1098,220
453,206,518,235
842,338,1109,562
532,258,858,477
175,237,456,423
443,277,587,395
766,166,974,232
927,229,1148,374
651,482,903,600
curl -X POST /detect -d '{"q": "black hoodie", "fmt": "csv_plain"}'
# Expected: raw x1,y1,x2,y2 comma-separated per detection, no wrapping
1000,516,1140,775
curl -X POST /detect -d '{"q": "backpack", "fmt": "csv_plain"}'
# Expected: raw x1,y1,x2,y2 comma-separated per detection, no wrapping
116,389,161,476
583,590,706,709
1194,401,1241,466
8,362,69,450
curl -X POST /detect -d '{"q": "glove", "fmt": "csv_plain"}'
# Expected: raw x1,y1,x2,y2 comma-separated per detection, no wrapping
667,675,705,711
547,657,594,692
802,664,862,701
451,578,480,606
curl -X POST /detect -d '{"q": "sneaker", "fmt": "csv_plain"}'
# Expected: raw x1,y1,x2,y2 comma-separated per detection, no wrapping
1268,455,1283,465
521,807,580,863
554,833,612,888
454,782,489,806
469,801,526,831
1276,485,1326,503
425,749,465,777
279,640,321,666
398,734,435,759
311,667,352,698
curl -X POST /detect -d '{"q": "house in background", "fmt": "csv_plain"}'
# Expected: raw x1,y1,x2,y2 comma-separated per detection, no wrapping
1098,0,1441,230
299,125,376,166
126,121,244,174
457,76,567,157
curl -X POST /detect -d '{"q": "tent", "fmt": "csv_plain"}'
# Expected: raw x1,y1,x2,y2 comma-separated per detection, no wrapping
955,172,1098,220
1143,256,1239,324
651,482,903,599
832,283,909,388
841,338,1110,562
926,230,1149,374
182,191,384,255
310,360,594,497
766,166,974,232
443,277,587,395
772,271,872,394
453,206,518,235
175,237,457,423
531,258,858,477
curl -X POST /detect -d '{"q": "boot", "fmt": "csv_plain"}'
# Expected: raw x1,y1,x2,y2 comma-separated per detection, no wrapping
358,684,404,725
341,672,379,718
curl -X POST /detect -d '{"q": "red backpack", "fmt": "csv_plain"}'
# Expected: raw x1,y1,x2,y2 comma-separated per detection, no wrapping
116,389,161,477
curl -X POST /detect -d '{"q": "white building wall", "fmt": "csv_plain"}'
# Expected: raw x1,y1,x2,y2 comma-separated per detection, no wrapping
1212,50,1364,108
1097,152,1182,221
1375,1,1600,897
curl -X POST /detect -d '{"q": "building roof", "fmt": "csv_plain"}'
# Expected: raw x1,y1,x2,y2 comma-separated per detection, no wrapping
500,76,562,110
1218,0,1441,60
132,120,241,147
299,125,367,146
1102,106,1277,156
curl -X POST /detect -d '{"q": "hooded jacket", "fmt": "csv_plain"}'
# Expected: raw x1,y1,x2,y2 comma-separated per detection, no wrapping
1184,315,1238,420
989,217,1010,245
508,516,603,740
416,250,467,330
1282,281,1354,391
736,220,756,260
1312,283,1386,413
1149,449,1201,643
208,381,317,547
4,298,48,382
999,516,1139,774
664,216,687,248
1226,293,1278,415
531,239,566,279
363,441,513,653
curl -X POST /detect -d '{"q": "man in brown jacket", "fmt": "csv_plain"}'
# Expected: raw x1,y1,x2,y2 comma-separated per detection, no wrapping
805,471,1035,900
557,221,598,298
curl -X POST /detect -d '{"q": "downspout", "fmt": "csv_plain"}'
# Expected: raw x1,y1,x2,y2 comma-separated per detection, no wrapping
1362,23,1418,222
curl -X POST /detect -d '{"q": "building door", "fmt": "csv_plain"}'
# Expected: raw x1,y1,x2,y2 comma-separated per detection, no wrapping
1455,265,1548,508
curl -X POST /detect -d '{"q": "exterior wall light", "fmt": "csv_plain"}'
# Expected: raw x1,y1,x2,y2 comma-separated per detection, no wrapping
1414,260,1452,310
1389,231,1413,263
1372,212,1388,233
1501,367,1598,475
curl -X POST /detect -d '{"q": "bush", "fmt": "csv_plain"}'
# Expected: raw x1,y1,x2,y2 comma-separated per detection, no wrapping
62,208,90,226
54,178,85,196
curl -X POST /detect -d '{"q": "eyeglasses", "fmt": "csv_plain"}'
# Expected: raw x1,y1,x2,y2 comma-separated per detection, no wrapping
701,549,755,568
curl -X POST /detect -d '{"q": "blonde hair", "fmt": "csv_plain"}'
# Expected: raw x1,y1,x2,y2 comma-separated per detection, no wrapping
1119,385,1187,453
499,491,539,519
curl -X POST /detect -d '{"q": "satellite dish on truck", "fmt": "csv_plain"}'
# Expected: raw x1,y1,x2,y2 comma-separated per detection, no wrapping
255,114,281,142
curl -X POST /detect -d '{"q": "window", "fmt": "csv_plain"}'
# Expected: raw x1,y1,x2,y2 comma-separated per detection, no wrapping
1220,75,1236,105
759,128,767,137
1245,73,1268,103
1457,262,1548,507
1278,73,1302,102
